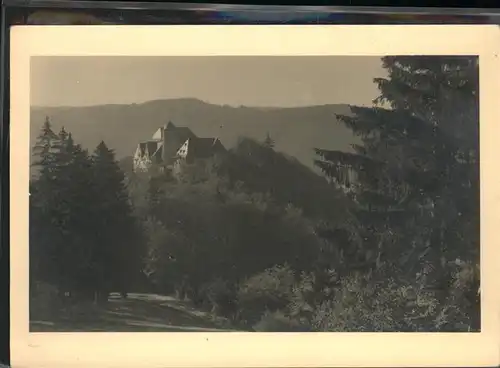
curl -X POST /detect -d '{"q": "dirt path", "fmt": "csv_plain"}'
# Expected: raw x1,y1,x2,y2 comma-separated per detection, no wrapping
30,293,241,332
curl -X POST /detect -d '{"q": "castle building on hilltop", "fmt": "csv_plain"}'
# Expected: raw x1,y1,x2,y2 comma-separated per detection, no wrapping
133,121,226,173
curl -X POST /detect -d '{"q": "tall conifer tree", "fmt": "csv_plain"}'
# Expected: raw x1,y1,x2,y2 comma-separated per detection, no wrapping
30,119,64,285
57,132,98,296
91,141,144,299
315,56,479,284
263,132,275,149
31,121,98,296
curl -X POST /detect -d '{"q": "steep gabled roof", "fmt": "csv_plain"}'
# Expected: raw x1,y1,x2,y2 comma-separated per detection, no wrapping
164,121,196,141
176,127,196,139
152,127,163,141
136,123,224,167
186,137,226,160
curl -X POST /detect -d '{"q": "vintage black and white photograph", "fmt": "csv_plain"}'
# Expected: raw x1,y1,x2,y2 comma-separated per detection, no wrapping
28,55,480,333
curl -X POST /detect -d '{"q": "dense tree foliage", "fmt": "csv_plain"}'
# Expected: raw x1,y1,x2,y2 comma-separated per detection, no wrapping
314,56,480,330
30,120,144,306
30,56,480,332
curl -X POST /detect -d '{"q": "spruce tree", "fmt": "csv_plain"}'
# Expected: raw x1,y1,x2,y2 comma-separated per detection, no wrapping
57,133,99,297
32,117,59,169
30,119,64,286
31,122,99,297
314,56,479,284
31,124,144,301
263,132,275,149
91,141,144,300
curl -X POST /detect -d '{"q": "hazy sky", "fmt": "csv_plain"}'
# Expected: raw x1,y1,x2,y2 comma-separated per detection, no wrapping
31,56,387,108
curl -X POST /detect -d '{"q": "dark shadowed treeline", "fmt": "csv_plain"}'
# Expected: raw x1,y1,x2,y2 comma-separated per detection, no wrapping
313,56,480,331
30,121,145,311
29,56,480,332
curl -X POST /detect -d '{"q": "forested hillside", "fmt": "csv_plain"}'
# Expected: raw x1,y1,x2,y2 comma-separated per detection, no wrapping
30,100,356,171
30,56,480,332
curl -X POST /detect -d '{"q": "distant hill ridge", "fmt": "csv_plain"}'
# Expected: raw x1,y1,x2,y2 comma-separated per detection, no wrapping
31,98,358,170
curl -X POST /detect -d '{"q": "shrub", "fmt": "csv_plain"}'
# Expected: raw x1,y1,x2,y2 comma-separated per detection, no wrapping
197,278,238,317
307,268,466,332
288,268,339,323
253,310,310,332
237,264,295,326
433,260,480,331
310,273,393,332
